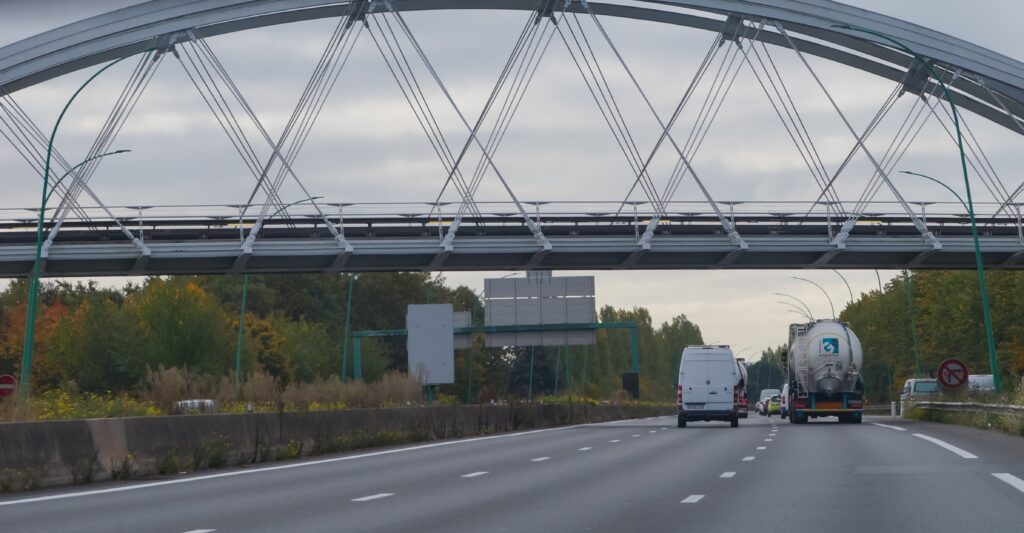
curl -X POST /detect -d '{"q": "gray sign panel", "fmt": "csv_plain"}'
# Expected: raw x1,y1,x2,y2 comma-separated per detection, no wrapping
406,304,455,384
484,275,595,347
453,311,472,349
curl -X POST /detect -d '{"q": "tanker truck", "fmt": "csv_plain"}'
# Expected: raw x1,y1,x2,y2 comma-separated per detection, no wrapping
783,320,864,424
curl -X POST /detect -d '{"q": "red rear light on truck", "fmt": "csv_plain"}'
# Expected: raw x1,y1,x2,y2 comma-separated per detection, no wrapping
677,385,683,405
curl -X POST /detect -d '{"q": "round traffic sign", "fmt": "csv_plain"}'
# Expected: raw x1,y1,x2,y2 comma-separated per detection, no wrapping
0,374,16,398
936,358,969,392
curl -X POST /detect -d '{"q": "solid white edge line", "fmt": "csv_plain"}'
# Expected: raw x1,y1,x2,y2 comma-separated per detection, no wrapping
992,473,1024,494
461,471,489,478
912,433,978,459
3,417,672,507
352,493,394,502
872,423,907,431
681,495,704,503
720,472,736,478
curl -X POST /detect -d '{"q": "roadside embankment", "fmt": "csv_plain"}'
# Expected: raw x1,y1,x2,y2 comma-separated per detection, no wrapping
0,403,671,492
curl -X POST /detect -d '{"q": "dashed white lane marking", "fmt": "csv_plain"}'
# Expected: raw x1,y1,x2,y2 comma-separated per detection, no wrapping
578,447,592,451
531,457,551,462
632,434,641,437
743,456,755,461
912,433,978,459
0,420,603,507
609,439,621,443
872,423,907,431
352,493,394,502
993,473,1024,494
461,471,489,478
181,530,216,533
765,439,773,442
681,495,704,503
756,446,766,450
649,430,657,433
661,427,670,430
720,472,736,478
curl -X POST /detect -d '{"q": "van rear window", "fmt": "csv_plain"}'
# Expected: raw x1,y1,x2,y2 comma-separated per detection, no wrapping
914,381,938,392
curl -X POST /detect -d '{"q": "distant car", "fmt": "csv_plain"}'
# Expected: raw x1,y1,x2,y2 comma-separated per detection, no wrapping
899,379,939,415
172,399,217,414
766,395,782,416
969,374,996,393
758,388,781,415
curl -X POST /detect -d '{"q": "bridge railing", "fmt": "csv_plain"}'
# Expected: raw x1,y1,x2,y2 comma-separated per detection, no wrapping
0,200,1021,240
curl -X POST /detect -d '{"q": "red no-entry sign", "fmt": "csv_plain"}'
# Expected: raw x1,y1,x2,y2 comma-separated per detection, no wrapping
0,374,16,398
936,358,969,392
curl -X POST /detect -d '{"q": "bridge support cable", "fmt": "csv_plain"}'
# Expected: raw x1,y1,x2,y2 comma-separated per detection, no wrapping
556,8,666,224
0,95,98,225
742,31,848,216
423,3,561,253
430,5,561,254
837,71,961,238
924,88,1014,216
365,6,487,231
575,6,752,249
172,33,351,254
242,5,368,259
796,85,901,225
369,3,551,251
775,22,941,249
41,49,164,262
977,78,1024,224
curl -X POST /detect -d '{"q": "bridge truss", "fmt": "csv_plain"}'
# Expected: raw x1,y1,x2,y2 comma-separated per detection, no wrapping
1,0,1023,275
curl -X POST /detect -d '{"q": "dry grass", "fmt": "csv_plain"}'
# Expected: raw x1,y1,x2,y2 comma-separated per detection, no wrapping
138,366,423,413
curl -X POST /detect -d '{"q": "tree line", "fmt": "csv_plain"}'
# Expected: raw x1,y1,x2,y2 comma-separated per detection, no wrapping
0,274,704,403
834,270,1024,402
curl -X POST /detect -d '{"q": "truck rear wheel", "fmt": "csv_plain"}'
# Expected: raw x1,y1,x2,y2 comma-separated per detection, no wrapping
677,414,687,428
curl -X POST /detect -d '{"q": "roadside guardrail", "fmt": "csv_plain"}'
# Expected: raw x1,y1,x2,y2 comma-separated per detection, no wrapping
913,401,1024,415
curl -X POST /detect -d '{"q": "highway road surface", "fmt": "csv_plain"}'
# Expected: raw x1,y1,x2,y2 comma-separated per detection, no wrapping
2,415,1023,532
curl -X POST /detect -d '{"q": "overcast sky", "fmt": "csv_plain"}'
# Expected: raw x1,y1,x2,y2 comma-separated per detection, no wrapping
2,0,1023,358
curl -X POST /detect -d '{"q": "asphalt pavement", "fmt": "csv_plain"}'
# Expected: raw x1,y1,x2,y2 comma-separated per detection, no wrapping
1,413,1023,532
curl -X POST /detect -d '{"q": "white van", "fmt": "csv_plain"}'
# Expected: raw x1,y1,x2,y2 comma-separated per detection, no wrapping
677,345,740,428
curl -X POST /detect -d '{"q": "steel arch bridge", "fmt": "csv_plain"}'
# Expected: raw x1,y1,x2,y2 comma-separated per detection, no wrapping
2,0,1024,276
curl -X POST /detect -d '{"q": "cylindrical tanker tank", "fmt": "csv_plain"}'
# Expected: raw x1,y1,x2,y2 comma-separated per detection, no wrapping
785,320,864,424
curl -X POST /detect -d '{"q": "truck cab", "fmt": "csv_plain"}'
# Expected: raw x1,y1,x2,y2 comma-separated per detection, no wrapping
677,345,740,428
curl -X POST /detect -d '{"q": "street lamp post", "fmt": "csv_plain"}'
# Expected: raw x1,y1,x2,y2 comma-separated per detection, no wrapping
902,270,923,377
233,196,323,391
792,277,836,319
19,54,138,402
834,23,1001,393
775,292,815,320
341,274,355,383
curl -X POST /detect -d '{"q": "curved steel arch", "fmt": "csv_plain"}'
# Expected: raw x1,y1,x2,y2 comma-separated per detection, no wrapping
1,0,1024,133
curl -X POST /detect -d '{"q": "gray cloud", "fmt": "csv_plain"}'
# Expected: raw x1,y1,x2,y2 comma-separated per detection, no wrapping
1,1,1022,354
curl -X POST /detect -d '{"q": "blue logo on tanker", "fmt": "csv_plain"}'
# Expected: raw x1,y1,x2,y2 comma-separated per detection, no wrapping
821,337,839,354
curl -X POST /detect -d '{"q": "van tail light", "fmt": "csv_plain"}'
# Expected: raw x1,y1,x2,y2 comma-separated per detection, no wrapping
677,385,683,405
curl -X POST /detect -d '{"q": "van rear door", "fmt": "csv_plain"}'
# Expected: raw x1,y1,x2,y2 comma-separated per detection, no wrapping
681,357,709,410
706,358,736,411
